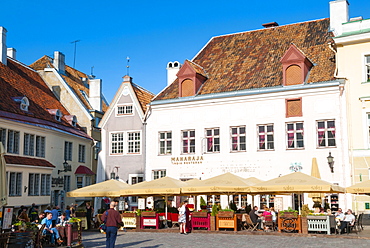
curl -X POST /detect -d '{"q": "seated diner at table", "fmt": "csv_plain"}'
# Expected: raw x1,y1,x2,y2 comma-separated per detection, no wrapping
41,212,63,245
339,209,355,234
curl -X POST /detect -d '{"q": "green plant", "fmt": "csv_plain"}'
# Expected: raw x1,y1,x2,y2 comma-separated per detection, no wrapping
136,209,141,216
219,208,234,212
69,217,81,223
211,205,218,216
301,204,310,217
200,196,207,207
279,207,298,217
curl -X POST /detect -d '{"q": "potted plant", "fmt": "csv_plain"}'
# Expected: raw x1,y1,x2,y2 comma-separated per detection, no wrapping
279,207,298,218
200,196,207,210
141,209,156,217
217,208,234,218
192,210,208,218
121,211,137,217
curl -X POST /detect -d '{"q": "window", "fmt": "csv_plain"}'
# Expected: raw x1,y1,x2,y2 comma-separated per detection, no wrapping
76,176,83,189
366,55,370,82
152,170,166,180
41,174,51,195
78,144,86,163
159,131,172,155
24,133,35,156
117,105,133,115
94,141,101,160
130,175,144,185
128,132,140,153
7,130,20,154
258,124,274,150
182,130,195,154
317,120,336,147
55,109,62,121
285,65,302,85
286,122,304,149
64,175,71,193
231,126,246,152
205,128,220,153
9,172,22,196
20,97,29,111
64,141,73,161
0,128,6,147
28,173,40,196
286,98,302,117
111,133,124,154
36,136,45,157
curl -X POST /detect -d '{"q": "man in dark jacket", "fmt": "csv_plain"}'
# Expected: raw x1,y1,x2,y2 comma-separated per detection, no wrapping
101,198,123,248
249,206,262,230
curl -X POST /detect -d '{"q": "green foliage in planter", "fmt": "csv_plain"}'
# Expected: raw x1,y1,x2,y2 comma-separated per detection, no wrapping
279,207,298,217
200,196,207,207
301,204,310,217
211,204,218,217
229,201,237,212
136,209,141,216
69,217,81,223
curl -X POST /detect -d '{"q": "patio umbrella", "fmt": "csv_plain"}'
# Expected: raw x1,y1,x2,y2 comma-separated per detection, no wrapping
250,172,345,194
0,142,7,208
346,180,370,193
66,179,131,197
181,172,252,194
308,158,324,201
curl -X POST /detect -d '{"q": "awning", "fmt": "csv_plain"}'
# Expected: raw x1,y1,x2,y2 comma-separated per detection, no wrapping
75,165,95,175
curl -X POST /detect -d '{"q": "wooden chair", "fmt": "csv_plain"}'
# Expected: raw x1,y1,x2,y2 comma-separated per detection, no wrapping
263,215,274,231
0,232,10,248
356,213,363,231
35,224,46,248
245,214,258,231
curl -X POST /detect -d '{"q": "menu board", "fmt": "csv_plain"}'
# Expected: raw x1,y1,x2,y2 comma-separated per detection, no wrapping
274,197,283,212
138,198,145,209
2,206,13,230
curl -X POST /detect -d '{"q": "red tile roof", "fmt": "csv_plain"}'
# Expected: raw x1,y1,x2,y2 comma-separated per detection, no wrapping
30,56,109,113
5,155,55,168
75,165,95,175
131,83,155,113
0,59,91,139
154,18,336,101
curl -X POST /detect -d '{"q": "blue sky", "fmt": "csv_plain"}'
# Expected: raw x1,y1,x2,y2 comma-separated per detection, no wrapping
2,0,370,103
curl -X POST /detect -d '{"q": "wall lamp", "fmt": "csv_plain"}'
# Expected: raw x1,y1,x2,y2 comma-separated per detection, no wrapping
58,160,72,174
327,152,334,173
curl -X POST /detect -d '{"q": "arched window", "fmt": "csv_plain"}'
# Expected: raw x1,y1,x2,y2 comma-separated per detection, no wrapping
181,79,194,97
285,65,302,85
20,97,29,111
55,109,62,121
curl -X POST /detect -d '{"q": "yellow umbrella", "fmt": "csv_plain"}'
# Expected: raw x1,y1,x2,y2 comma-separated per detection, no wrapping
346,180,370,193
245,177,264,185
66,179,130,197
250,172,345,194
120,176,187,196
181,172,252,194
308,157,324,199
0,142,7,207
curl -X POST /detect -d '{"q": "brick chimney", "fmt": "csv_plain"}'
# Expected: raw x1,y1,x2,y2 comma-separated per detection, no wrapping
0,27,7,65
53,51,66,74
7,48,16,59
330,0,349,36
89,79,102,112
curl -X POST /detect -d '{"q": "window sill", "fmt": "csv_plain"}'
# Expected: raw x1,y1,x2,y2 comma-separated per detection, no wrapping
361,81,370,84
257,149,275,152
316,146,337,149
286,148,305,150
158,154,172,156
230,150,247,153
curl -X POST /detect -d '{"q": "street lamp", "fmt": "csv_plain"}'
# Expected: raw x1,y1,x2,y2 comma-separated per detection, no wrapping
58,160,72,174
327,152,334,173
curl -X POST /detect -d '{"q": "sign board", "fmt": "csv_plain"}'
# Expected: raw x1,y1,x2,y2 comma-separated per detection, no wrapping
1,206,13,230
138,198,145,210
143,218,157,226
218,220,235,228
119,200,125,211
365,202,370,210
274,197,283,212
146,197,154,209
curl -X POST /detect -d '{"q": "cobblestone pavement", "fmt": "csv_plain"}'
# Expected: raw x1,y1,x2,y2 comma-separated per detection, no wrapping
81,231,370,248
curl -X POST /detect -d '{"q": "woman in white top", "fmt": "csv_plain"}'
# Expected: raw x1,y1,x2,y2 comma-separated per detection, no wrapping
178,201,188,235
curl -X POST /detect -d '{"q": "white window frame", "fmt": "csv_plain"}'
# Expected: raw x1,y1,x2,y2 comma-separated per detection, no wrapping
76,175,92,189
36,136,46,158
28,173,40,196
7,129,20,154
41,174,51,196
182,130,195,154
64,175,71,193
129,174,144,185
9,172,22,196
286,122,304,149
64,141,73,161
205,128,220,153
317,120,336,148
127,131,141,154
257,124,274,151
116,104,134,116
110,132,124,155
230,126,246,152
152,170,166,180
0,128,6,149
78,144,86,163
159,131,172,155
24,133,35,156
366,54,370,82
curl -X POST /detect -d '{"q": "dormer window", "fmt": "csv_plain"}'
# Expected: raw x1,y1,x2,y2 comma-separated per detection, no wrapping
64,115,78,127
55,110,62,121
20,97,29,111
177,60,207,97
280,44,313,86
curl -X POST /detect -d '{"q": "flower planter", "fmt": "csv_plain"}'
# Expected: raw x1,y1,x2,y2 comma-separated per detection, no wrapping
141,211,157,217
192,212,208,218
217,211,234,218
121,212,137,217
301,217,308,234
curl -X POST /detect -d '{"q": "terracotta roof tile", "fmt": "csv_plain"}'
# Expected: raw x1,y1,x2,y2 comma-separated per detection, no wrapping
131,83,155,113
154,18,336,101
30,56,109,113
5,155,55,168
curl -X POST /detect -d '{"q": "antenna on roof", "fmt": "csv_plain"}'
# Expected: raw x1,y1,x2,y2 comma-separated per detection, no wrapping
91,66,94,76
126,56,130,76
70,40,81,68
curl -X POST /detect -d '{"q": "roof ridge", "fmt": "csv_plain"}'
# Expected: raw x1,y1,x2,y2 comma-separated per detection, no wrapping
187,60,209,77
7,57,37,72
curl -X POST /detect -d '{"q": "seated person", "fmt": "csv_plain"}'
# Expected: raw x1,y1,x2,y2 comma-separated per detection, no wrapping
335,208,344,220
340,209,355,234
18,211,30,222
41,212,63,245
57,213,68,226
249,206,262,230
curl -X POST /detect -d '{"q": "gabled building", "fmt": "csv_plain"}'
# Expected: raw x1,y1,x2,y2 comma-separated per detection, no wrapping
330,0,370,211
0,27,94,210
146,17,349,210
98,75,154,210
29,52,109,182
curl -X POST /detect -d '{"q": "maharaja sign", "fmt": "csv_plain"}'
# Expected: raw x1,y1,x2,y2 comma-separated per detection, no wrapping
171,156,203,165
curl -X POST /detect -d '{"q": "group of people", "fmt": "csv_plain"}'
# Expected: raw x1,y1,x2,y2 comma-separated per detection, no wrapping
335,208,356,234
249,206,277,231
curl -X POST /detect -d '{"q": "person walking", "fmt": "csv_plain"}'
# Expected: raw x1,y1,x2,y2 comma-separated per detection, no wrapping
178,201,188,235
101,198,123,248
51,206,59,227
85,202,94,230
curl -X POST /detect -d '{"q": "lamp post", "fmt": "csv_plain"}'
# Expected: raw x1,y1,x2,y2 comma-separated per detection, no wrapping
58,160,72,174
327,152,334,173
